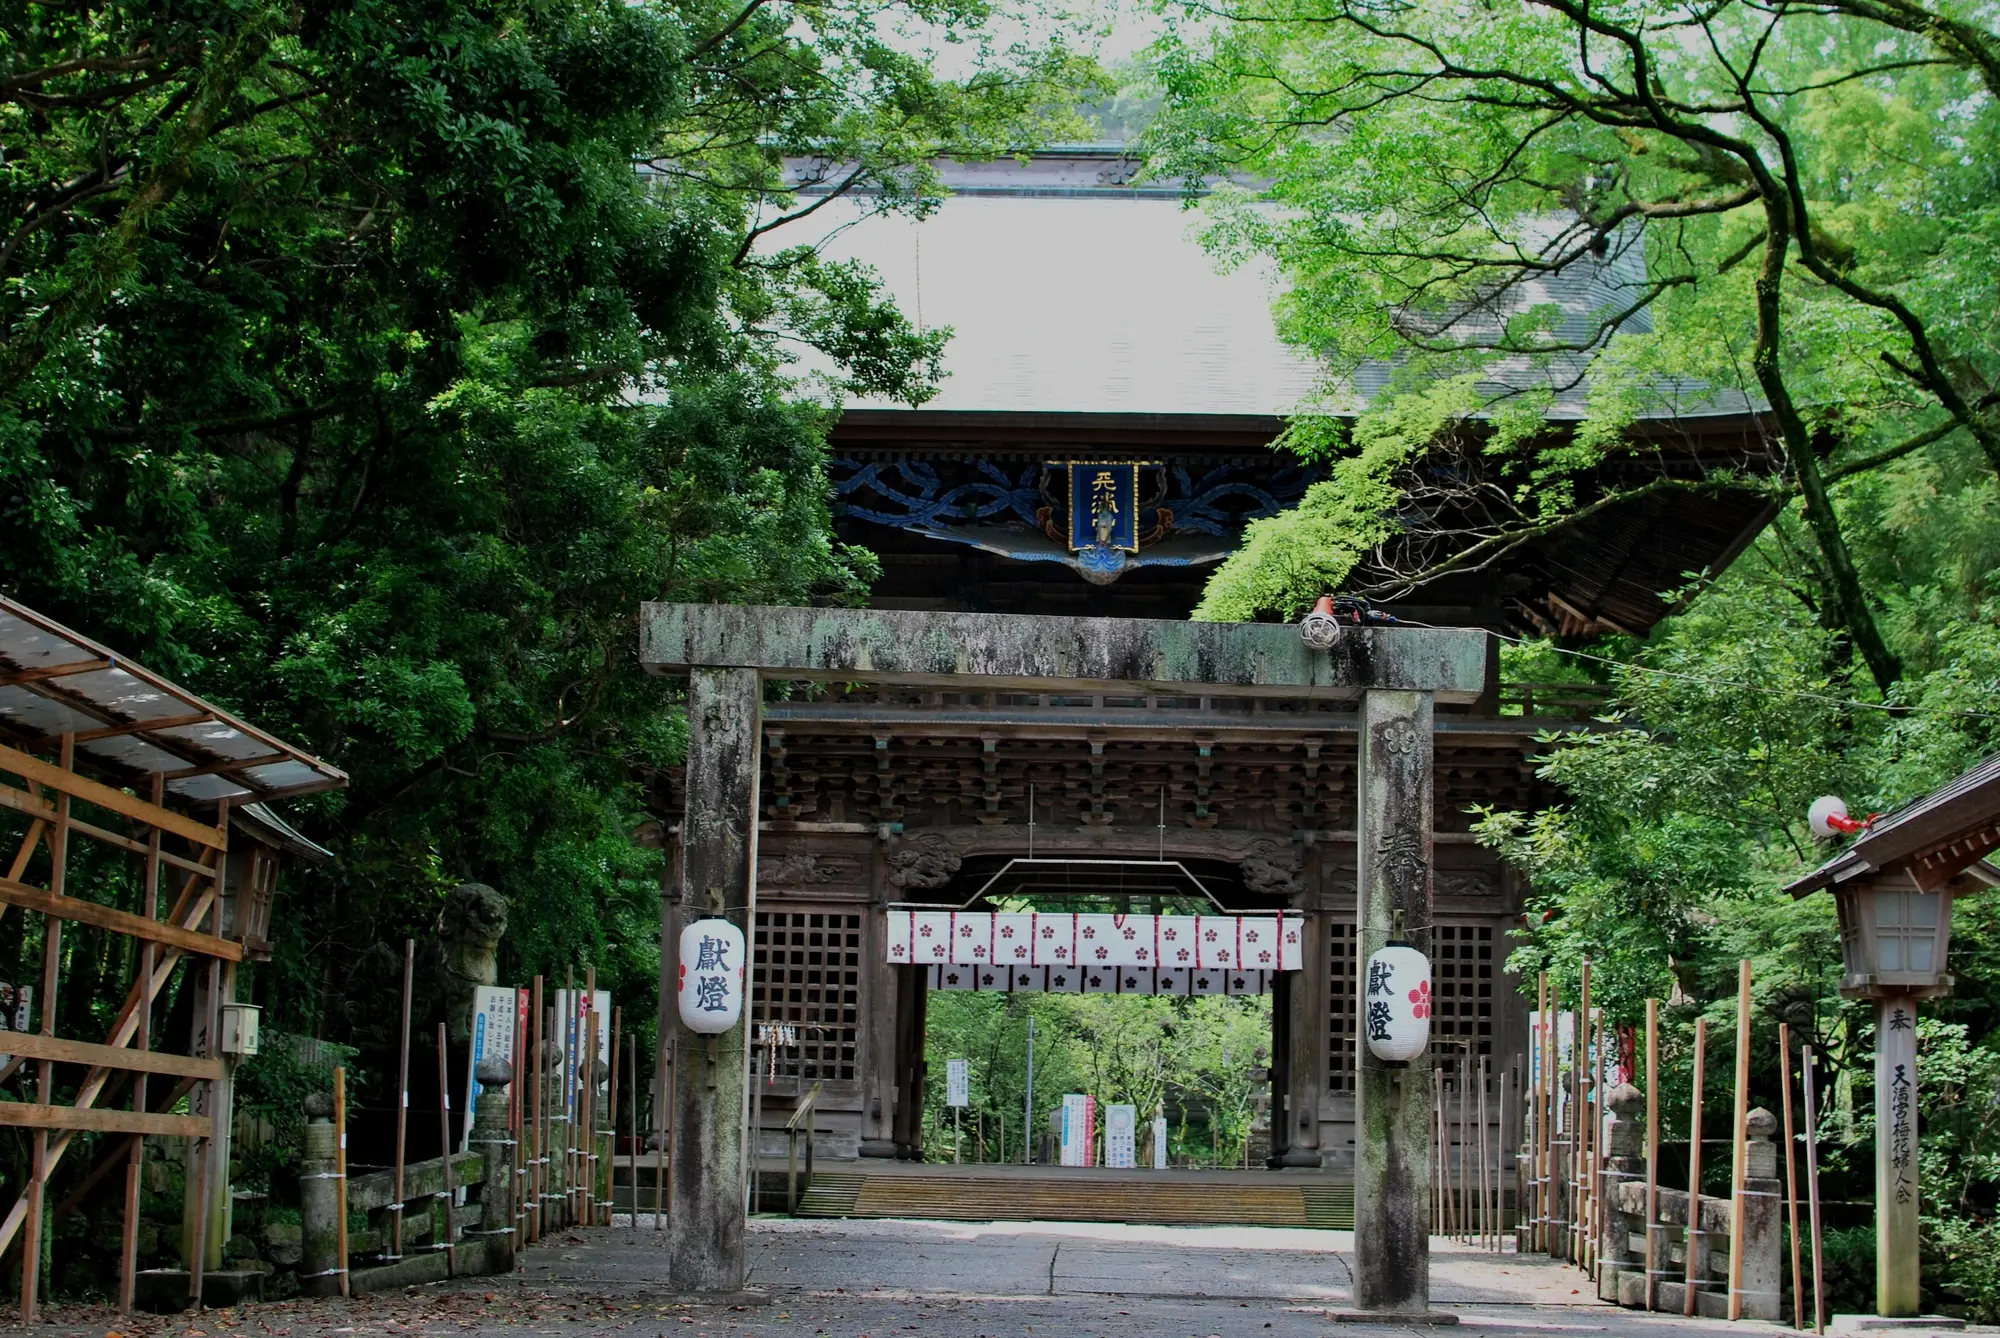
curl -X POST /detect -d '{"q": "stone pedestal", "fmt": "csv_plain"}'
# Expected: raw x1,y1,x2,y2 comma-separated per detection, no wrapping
298,1094,342,1297
1595,1083,1645,1304
468,1059,516,1273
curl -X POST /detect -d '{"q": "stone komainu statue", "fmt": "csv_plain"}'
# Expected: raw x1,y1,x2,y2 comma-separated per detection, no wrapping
438,881,508,1042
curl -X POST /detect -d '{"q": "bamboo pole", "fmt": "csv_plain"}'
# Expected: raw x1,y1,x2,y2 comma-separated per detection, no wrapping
188,957,221,1310
1727,960,1753,1321
1780,1023,1804,1330
1684,1017,1709,1317
333,1066,351,1298
1645,998,1661,1311
392,937,414,1260
1802,1046,1826,1336
436,1024,458,1275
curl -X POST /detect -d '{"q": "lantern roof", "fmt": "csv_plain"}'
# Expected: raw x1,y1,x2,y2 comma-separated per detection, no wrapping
1787,750,2000,896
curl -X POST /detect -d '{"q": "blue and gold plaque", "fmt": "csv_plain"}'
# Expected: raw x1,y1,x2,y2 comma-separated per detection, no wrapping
1068,463,1139,552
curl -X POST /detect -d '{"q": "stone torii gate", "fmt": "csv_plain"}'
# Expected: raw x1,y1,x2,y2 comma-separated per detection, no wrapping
640,603,1487,1308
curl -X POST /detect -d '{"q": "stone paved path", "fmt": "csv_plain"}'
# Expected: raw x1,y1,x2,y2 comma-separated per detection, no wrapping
14,1217,1990,1338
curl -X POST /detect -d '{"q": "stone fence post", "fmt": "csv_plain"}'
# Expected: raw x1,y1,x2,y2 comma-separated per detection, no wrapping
468,1059,516,1273
1596,1083,1646,1303
299,1092,342,1297
1737,1107,1783,1321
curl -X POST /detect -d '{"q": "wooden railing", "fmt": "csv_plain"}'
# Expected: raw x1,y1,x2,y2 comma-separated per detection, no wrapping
1498,682,1619,720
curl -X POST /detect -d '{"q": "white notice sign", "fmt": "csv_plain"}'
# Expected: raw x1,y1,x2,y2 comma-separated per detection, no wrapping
1105,1104,1137,1168
1152,1116,1169,1169
946,1058,970,1108
462,985,523,1149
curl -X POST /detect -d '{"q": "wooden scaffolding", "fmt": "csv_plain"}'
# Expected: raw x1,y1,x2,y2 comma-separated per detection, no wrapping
0,596,346,1316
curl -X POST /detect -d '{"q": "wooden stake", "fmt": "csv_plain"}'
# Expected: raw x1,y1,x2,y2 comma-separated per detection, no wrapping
1644,998,1661,1311
1577,957,1591,1271
189,955,221,1309
1477,1054,1491,1250
520,1000,536,1256
582,994,599,1225
1537,972,1553,1254
392,937,414,1260
628,1033,639,1232
1591,1006,1606,1279
1780,1023,1804,1330
655,1035,668,1230
608,1006,622,1226
1464,1064,1480,1240
1802,1046,1826,1336
1727,960,1753,1321
530,975,544,1243
1684,1017,1708,1317
333,1065,351,1298
120,775,165,1314
436,1024,458,1275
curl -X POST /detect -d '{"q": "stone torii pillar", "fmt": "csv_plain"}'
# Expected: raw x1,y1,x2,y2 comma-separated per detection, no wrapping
667,668,761,1294
639,602,1489,1295
1352,688,1443,1318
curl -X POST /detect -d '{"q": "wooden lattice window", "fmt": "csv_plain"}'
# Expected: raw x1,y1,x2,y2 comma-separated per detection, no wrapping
1327,919,1357,1093
1330,919,1497,1086
752,911,862,1082
1433,922,1496,1078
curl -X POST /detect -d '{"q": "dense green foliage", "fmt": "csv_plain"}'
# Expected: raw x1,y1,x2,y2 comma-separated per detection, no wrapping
1139,0,2000,1313
0,6,1102,1232
921,993,1274,1166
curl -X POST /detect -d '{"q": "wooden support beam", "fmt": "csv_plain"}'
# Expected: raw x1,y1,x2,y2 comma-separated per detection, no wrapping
0,878,241,961
0,660,111,688
0,1031,222,1080
70,712,214,743
0,742,225,851
0,1103,207,1138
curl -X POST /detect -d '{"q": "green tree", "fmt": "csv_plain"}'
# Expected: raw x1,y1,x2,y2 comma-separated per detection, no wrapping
0,0,1099,1055
1145,0,2000,693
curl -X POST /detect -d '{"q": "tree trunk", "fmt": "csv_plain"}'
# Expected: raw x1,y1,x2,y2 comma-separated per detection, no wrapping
1750,216,1901,693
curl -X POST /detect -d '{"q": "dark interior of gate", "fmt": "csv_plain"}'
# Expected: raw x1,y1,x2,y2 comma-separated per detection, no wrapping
743,681,1544,1187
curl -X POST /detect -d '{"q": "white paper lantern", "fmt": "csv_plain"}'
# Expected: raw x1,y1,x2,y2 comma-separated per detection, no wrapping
677,918,745,1034
1363,943,1432,1062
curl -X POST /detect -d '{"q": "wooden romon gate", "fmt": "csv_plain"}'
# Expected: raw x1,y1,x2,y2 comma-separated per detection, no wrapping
641,600,1487,1315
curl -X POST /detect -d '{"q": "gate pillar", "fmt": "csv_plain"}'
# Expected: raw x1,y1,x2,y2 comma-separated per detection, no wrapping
1352,689,1441,1316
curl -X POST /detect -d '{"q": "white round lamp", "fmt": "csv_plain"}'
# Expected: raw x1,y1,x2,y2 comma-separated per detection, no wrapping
677,918,746,1034
1363,942,1432,1062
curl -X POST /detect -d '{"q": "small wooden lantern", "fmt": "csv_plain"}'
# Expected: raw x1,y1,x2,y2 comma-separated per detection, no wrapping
1827,872,1956,1000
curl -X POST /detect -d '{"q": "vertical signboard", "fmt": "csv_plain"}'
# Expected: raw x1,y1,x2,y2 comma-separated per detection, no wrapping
1152,1115,1169,1169
462,985,524,1150
946,1058,970,1109
1104,1104,1137,1168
